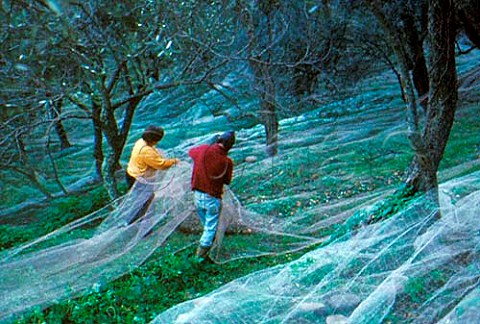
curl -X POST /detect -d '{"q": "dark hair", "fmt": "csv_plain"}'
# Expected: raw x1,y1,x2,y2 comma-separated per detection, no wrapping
142,125,164,144
217,130,235,151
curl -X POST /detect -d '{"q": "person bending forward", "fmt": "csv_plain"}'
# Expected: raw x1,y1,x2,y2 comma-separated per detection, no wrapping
188,131,235,260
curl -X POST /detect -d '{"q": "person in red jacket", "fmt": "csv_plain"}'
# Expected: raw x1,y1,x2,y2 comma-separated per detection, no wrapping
189,131,235,261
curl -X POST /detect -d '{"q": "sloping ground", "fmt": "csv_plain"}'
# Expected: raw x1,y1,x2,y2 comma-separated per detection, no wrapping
152,169,480,323
0,49,478,323
148,53,480,323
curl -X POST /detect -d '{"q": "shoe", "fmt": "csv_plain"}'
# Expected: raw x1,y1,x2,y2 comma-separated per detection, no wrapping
194,245,211,262
195,245,210,258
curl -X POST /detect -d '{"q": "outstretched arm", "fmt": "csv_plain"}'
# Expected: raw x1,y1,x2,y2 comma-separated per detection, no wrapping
143,146,178,170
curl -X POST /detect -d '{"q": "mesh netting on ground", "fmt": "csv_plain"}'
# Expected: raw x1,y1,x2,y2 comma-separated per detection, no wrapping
1,67,478,322
1,159,478,323
0,162,190,320
1,104,479,322
0,92,404,321
151,170,480,324
0,160,327,322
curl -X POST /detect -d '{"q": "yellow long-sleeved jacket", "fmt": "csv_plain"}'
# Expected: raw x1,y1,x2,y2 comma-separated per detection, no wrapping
127,139,176,179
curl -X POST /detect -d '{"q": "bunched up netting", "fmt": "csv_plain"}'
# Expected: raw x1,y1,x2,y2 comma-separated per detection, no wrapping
0,160,325,322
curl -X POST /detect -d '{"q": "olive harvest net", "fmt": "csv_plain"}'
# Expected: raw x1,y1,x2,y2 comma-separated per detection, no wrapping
2,107,480,323
1,59,479,322
1,160,479,323
151,170,480,324
0,160,324,322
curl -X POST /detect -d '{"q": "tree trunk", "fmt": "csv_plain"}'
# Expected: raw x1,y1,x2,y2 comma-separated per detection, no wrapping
46,128,69,195
259,69,279,157
406,0,458,199
261,100,279,157
92,95,104,180
49,98,72,150
101,95,142,200
246,4,280,157
102,151,120,200
411,53,429,110
249,61,279,157
401,3,430,110
365,1,425,153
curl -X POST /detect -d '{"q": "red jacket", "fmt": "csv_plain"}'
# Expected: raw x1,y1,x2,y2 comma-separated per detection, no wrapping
189,143,233,198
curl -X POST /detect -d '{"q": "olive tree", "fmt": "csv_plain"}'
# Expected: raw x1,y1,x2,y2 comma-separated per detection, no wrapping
362,0,476,203
1,0,239,201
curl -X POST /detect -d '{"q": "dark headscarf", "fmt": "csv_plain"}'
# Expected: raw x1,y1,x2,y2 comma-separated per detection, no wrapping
217,130,235,151
142,125,164,144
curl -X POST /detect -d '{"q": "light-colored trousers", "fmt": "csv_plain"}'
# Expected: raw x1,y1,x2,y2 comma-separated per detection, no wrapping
193,190,221,247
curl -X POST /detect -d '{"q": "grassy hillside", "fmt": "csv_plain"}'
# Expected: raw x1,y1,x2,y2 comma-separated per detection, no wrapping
1,49,479,323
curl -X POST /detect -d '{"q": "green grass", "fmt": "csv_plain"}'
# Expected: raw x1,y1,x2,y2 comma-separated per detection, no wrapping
15,237,302,324
441,110,480,171
7,105,479,323
6,153,429,324
0,186,109,252
5,107,479,323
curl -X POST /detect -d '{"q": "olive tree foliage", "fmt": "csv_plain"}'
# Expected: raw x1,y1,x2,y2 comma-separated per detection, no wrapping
60,0,177,200
283,1,381,98
231,0,477,197
2,0,476,205
0,1,80,199
1,0,236,201
0,1,156,200
64,0,237,199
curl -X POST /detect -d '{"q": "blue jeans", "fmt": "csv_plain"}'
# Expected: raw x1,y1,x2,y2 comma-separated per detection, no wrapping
194,190,221,247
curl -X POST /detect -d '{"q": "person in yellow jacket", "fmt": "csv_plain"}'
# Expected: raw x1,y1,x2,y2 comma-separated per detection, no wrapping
124,125,179,227
126,125,179,189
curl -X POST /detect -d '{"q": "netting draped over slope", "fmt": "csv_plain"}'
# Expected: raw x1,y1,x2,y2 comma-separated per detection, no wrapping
0,94,407,321
152,170,480,324
0,163,191,319
0,163,184,320
0,161,325,321
1,70,478,322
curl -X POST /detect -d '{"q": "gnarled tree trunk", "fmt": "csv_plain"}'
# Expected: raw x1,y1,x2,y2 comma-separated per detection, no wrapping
243,0,280,157
405,0,458,200
101,95,141,200
92,95,104,181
